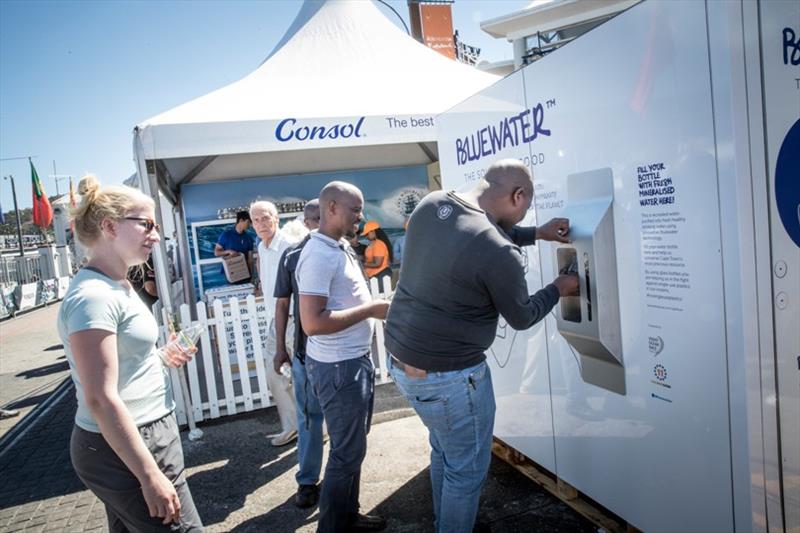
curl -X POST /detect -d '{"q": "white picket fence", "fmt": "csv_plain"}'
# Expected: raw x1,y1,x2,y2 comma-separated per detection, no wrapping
158,276,392,426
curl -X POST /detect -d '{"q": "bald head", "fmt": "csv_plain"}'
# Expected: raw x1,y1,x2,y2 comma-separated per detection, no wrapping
319,181,364,239
483,159,533,195
320,181,362,204
467,159,534,229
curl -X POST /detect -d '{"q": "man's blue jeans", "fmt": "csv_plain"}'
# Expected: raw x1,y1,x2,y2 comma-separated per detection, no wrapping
306,354,375,533
292,355,325,486
389,357,495,533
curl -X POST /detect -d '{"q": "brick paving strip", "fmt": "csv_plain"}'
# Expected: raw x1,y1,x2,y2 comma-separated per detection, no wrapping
0,387,108,533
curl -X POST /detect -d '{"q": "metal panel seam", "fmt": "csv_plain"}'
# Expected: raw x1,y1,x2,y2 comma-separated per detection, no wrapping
704,2,738,529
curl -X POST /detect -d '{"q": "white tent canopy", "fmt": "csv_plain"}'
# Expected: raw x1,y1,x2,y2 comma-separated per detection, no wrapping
134,0,498,192
133,0,498,313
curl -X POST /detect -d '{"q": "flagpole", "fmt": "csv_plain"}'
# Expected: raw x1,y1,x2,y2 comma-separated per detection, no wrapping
2,175,25,257
52,161,59,196
50,174,72,198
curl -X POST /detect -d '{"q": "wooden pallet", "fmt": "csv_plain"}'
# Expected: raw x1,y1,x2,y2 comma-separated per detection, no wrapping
491,438,642,533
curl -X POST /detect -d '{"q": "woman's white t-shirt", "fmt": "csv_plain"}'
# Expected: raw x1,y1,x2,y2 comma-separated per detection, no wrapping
58,267,174,432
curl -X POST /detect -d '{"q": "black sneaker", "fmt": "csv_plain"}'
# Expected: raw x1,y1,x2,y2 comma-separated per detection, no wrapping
294,484,319,509
349,513,387,531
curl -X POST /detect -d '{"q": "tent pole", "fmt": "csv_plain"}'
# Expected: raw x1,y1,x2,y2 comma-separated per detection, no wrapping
133,131,174,324
133,129,203,441
172,191,198,318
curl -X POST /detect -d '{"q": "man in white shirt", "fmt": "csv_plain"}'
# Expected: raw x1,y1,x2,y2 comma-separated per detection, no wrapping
251,200,297,447
297,182,390,532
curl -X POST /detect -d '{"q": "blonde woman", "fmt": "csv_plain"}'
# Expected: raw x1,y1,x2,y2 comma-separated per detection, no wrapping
58,175,203,532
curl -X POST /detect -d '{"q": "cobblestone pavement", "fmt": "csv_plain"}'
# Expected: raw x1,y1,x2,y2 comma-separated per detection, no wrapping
0,387,107,532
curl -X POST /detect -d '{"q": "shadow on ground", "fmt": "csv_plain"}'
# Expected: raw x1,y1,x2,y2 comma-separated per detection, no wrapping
183,411,298,526
221,454,597,533
183,382,412,529
4,389,61,410
228,492,320,532
15,360,69,380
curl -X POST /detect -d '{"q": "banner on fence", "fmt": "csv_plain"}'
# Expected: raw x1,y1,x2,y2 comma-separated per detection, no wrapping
14,283,38,311
215,297,270,380
38,279,58,304
0,284,15,318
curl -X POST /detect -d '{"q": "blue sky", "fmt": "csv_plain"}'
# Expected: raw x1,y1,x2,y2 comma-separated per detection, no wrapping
0,0,527,210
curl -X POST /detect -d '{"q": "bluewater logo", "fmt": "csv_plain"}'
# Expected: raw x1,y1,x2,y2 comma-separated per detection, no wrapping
784,27,800,65
455,102,551,166
276,117,366,142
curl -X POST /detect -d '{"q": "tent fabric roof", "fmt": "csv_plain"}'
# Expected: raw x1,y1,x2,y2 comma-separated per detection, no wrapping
137,0,497,148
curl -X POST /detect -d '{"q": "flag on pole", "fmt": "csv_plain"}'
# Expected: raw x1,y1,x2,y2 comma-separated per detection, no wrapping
30,159,53,228
69,176,77,208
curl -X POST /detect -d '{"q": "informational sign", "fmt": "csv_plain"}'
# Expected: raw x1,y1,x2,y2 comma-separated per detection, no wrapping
205,284,255,305
215,297,270,381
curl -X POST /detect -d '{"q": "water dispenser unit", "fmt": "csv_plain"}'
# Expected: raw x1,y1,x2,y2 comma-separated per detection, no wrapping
552,168,625,395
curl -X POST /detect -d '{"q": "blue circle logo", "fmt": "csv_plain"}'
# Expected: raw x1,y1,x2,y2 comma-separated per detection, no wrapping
775,118,800,247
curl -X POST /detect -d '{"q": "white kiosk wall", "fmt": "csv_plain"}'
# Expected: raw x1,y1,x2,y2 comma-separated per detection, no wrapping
438,1,742,530
761,1,800,528
437,70,558,472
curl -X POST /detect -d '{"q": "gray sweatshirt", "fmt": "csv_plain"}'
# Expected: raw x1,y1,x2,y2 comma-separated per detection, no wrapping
384,190,560,372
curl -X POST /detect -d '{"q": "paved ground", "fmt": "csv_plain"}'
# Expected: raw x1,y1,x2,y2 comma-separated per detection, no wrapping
0,387,107,532
0,303,71,439
0,382,596,533
0,305,597,532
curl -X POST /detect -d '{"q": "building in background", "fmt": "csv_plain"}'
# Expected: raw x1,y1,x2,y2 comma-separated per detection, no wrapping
478,0,639,76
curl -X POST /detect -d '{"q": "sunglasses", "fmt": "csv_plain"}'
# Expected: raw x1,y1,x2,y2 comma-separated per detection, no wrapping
124,217,161,233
